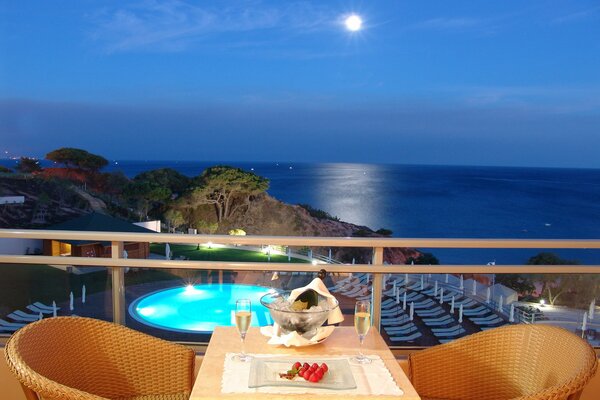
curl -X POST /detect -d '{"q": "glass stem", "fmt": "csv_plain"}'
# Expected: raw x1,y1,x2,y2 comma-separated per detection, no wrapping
241,333,246,357
359,335,365,358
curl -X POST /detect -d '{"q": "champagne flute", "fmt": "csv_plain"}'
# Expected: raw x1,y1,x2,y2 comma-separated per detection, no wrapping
352,300,372,364
233,299,252,362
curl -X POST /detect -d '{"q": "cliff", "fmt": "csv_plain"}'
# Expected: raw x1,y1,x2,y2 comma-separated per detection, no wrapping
217,193,420,264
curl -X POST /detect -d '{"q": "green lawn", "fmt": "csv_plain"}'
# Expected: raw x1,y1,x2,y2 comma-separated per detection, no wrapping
150,243,309,263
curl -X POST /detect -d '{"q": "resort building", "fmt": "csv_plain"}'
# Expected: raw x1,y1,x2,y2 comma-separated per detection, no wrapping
42,212,153,259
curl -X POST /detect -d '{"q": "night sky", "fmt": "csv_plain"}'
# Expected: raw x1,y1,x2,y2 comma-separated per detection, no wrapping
1,1,599,167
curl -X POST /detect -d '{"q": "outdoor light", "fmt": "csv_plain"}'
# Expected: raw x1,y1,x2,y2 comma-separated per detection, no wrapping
540,299,546,306
207,241,213,249
137,307,155,317
312,260,318,266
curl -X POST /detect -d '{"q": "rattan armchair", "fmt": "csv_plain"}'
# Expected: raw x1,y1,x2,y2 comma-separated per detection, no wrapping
408,324,597,400
5,317,196,400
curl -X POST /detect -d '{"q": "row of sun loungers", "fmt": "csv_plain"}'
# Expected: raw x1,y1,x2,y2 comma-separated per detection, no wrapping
379,275,511,345
329,273,510,345
0,302,61,333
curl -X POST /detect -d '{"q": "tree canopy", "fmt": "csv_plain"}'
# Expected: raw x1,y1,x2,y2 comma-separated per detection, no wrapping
527,252,582,305
46,148,108,172
407,252,440,265
187,166,269,222
124,180,171,219
16,157,42,173
134,168,191,195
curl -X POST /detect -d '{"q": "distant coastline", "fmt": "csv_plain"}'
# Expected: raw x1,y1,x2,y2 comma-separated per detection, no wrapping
2,159,599,265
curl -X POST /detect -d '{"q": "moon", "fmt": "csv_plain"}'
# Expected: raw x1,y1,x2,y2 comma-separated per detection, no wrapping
344,14,363,32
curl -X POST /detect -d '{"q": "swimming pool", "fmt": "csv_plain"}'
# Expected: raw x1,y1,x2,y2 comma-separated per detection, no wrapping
129,284,274,333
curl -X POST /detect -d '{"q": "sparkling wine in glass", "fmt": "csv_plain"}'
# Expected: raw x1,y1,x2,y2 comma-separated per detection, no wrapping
352,300,372,364
233,299,252,362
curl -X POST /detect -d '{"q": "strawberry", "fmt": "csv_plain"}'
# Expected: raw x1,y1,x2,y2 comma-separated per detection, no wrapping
311,363,319,370
309,374,320,383
304,372,312,381
292,362,302,371
320,363,328,372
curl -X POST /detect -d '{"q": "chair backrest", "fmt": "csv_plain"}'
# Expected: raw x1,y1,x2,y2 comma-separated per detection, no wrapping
5,317,195,400
408,324,597,400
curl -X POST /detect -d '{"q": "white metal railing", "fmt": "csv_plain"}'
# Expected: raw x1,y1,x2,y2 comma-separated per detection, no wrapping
1,228,599,341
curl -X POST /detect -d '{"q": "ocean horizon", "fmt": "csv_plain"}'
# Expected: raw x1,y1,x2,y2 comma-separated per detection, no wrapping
2,159,599,265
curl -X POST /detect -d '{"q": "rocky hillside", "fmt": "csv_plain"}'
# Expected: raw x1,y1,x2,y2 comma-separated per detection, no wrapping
0,176,91,228
218,193,420,264
1,175,419,264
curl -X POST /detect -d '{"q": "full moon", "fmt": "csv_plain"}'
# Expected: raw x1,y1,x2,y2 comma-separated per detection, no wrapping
344,14,363,32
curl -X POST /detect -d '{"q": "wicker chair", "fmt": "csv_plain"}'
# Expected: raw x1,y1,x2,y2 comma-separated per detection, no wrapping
5,317,196,400
408,324,597,400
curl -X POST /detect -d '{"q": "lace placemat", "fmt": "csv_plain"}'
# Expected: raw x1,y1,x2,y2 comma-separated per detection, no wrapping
222,353,404,396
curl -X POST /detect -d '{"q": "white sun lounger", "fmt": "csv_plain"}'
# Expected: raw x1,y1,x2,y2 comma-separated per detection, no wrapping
7,310,40,322
381,316,411,325
473,317,504,325
412,299,436,309
383,321,416,332
384,325,418,336
26,305,54,314
0,318,26,328
433,328,466,338
389,332,422,342
459,298,478,308
423,317,455,327
339,285,368,298
431,324,463,334
470,314,502,323
381,308,403,317
422,314,453,323
329,277,361,292
33,302,59,311
415,308,444,317
0,325,21,333
462,306,488,316
381,299,399,309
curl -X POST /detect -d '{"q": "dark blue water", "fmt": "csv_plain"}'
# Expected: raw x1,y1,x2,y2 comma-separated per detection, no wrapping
3,159,599,264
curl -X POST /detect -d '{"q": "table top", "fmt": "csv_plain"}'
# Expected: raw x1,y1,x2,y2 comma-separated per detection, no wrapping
190,326,420,400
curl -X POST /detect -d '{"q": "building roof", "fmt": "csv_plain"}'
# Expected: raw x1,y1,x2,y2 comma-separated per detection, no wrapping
47,212,155,245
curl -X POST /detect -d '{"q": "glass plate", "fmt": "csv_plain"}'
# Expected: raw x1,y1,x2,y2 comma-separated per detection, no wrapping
248,358,357,390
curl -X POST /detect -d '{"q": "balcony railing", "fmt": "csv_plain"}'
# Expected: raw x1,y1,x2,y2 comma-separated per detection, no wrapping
1,228,599,348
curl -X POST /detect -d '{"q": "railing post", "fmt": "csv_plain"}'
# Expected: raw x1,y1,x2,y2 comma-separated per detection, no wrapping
111,241,125,325
371,247,384,331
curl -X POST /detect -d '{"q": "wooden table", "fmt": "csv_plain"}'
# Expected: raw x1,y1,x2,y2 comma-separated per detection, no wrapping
190,326,420,399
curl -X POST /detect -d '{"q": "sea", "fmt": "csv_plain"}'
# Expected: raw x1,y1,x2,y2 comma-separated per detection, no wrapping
3,159,600,265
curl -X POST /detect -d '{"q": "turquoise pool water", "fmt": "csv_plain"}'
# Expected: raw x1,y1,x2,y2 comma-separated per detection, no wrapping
129,284,274,333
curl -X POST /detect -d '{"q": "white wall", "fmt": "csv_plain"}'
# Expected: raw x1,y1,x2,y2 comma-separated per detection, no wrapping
133,220,161,232
0,238,43,255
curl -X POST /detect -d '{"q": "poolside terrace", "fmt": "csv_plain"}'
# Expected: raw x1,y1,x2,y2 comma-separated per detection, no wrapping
1,228,599,399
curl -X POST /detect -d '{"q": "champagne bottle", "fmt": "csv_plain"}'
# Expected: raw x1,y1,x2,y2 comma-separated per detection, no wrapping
294,288,319,309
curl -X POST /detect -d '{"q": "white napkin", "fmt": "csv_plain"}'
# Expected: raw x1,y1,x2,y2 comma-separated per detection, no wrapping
261,325,335,347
